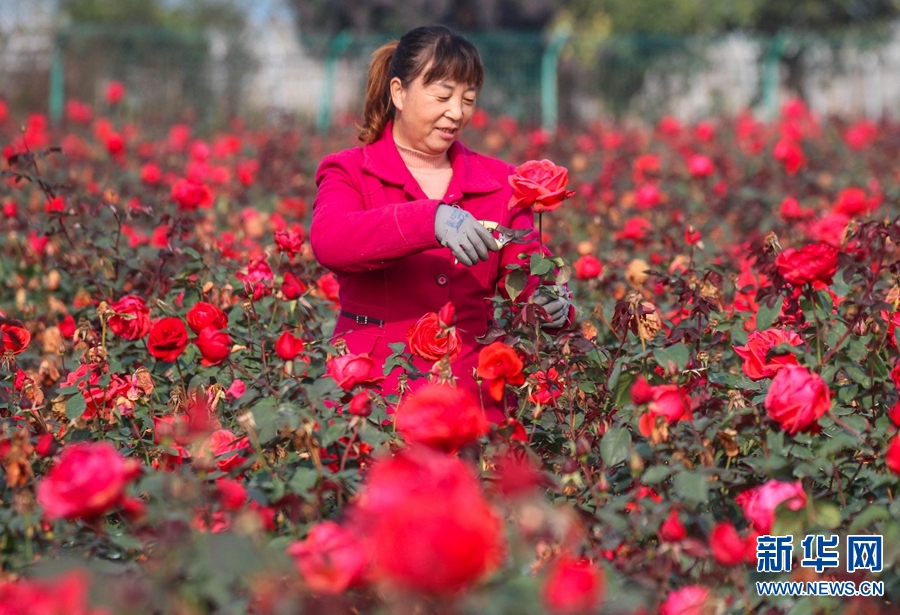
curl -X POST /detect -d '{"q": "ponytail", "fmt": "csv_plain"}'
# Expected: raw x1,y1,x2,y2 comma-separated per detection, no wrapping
359,42,397,144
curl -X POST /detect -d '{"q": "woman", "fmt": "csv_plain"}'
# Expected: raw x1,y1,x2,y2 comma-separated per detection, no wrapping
310,25,572,422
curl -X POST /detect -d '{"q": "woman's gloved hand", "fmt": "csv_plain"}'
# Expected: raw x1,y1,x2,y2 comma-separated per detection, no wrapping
434,204,500,266
533,285,571,329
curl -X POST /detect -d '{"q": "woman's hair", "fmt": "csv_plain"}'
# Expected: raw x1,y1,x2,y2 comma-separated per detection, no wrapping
359,25,485,144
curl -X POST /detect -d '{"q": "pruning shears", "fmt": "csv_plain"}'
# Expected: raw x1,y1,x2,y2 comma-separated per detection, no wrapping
479,220,531,249
452,221,531,265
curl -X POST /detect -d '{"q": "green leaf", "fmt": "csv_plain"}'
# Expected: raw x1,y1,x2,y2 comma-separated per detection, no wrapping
504,268,529,302
613,371,636,407
530,253,554,277
653,343,690,373
814,502,842,530
756,295,784,331
849,505,890,533
674,471,708,504
600,427,631,467
641,465,671,485
289,467,319,496
65,394,87,420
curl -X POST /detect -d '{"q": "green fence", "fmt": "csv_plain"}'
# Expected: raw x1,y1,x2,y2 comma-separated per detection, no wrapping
32,24,900,130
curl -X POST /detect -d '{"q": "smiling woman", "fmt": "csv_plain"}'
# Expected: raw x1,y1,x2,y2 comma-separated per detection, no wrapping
309,25,573,421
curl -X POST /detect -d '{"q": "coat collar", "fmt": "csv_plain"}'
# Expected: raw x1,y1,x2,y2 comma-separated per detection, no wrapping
361,121,503,196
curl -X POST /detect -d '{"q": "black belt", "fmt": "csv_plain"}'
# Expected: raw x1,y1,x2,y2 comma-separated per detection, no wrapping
340,311,385,326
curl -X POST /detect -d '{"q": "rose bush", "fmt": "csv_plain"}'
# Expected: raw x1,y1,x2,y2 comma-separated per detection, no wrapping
0,96,899,614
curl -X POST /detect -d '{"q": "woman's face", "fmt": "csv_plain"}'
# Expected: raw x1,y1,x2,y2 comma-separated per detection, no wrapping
390,65,477,156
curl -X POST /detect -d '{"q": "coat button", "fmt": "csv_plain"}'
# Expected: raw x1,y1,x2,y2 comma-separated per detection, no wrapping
436,274,449,286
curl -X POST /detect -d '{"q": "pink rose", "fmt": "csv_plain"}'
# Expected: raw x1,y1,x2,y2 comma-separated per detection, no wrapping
734,479,807,534
660,586,710,615
287,521,367,595
327,353,384,390
764,365,831,435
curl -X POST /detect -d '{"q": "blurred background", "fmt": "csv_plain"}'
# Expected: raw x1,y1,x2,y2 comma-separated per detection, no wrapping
2,0,900,130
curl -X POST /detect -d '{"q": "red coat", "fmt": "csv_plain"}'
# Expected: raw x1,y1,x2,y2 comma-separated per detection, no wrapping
311,122,549,423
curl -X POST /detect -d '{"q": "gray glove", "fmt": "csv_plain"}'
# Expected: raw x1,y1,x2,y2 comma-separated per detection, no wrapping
534,285,571,329
434,204,500,266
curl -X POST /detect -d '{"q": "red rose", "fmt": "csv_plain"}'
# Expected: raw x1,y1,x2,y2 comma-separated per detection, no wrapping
194,327,232,366
287,521,367,595
773,138,805,175
437,301,456,327
573,255,603,280
780,196,815,220
237,258,274,300
274,229,304,260
527,367,563,406
195,429,251,473
406,312,462,362
140,163,161,185
658,509,687,542
348,391,372,417
147,317,189,362
614,217,652,242
508,159,576,213
809,213,850,247
734,479,806,534
36,441,141,521
326,352,384,390
281,272,307,300
186,301,228,334
832,187,872,216
107,295,152,340
710,522,745,566
58,314,76,339
637,383,691,437
476,342,525,401
105,80,125,105
394,384,489,453
687,154,715,178
660,586,711,615
542,556,605,615
170,178,211,211
634,183,664,210
316,272,340,305
764,365,830,435
733,329,803,380
352,447,504,595
0,570,108,615
275,331,304,361
775,243,838,286
886,436,900,475
0,320,31,354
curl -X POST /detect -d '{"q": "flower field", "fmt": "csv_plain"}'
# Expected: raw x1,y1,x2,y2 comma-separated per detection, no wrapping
1,90,899,614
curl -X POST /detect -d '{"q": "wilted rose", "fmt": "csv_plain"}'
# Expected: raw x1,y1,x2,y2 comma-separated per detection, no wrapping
764,365,830,435
508,159,576,213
